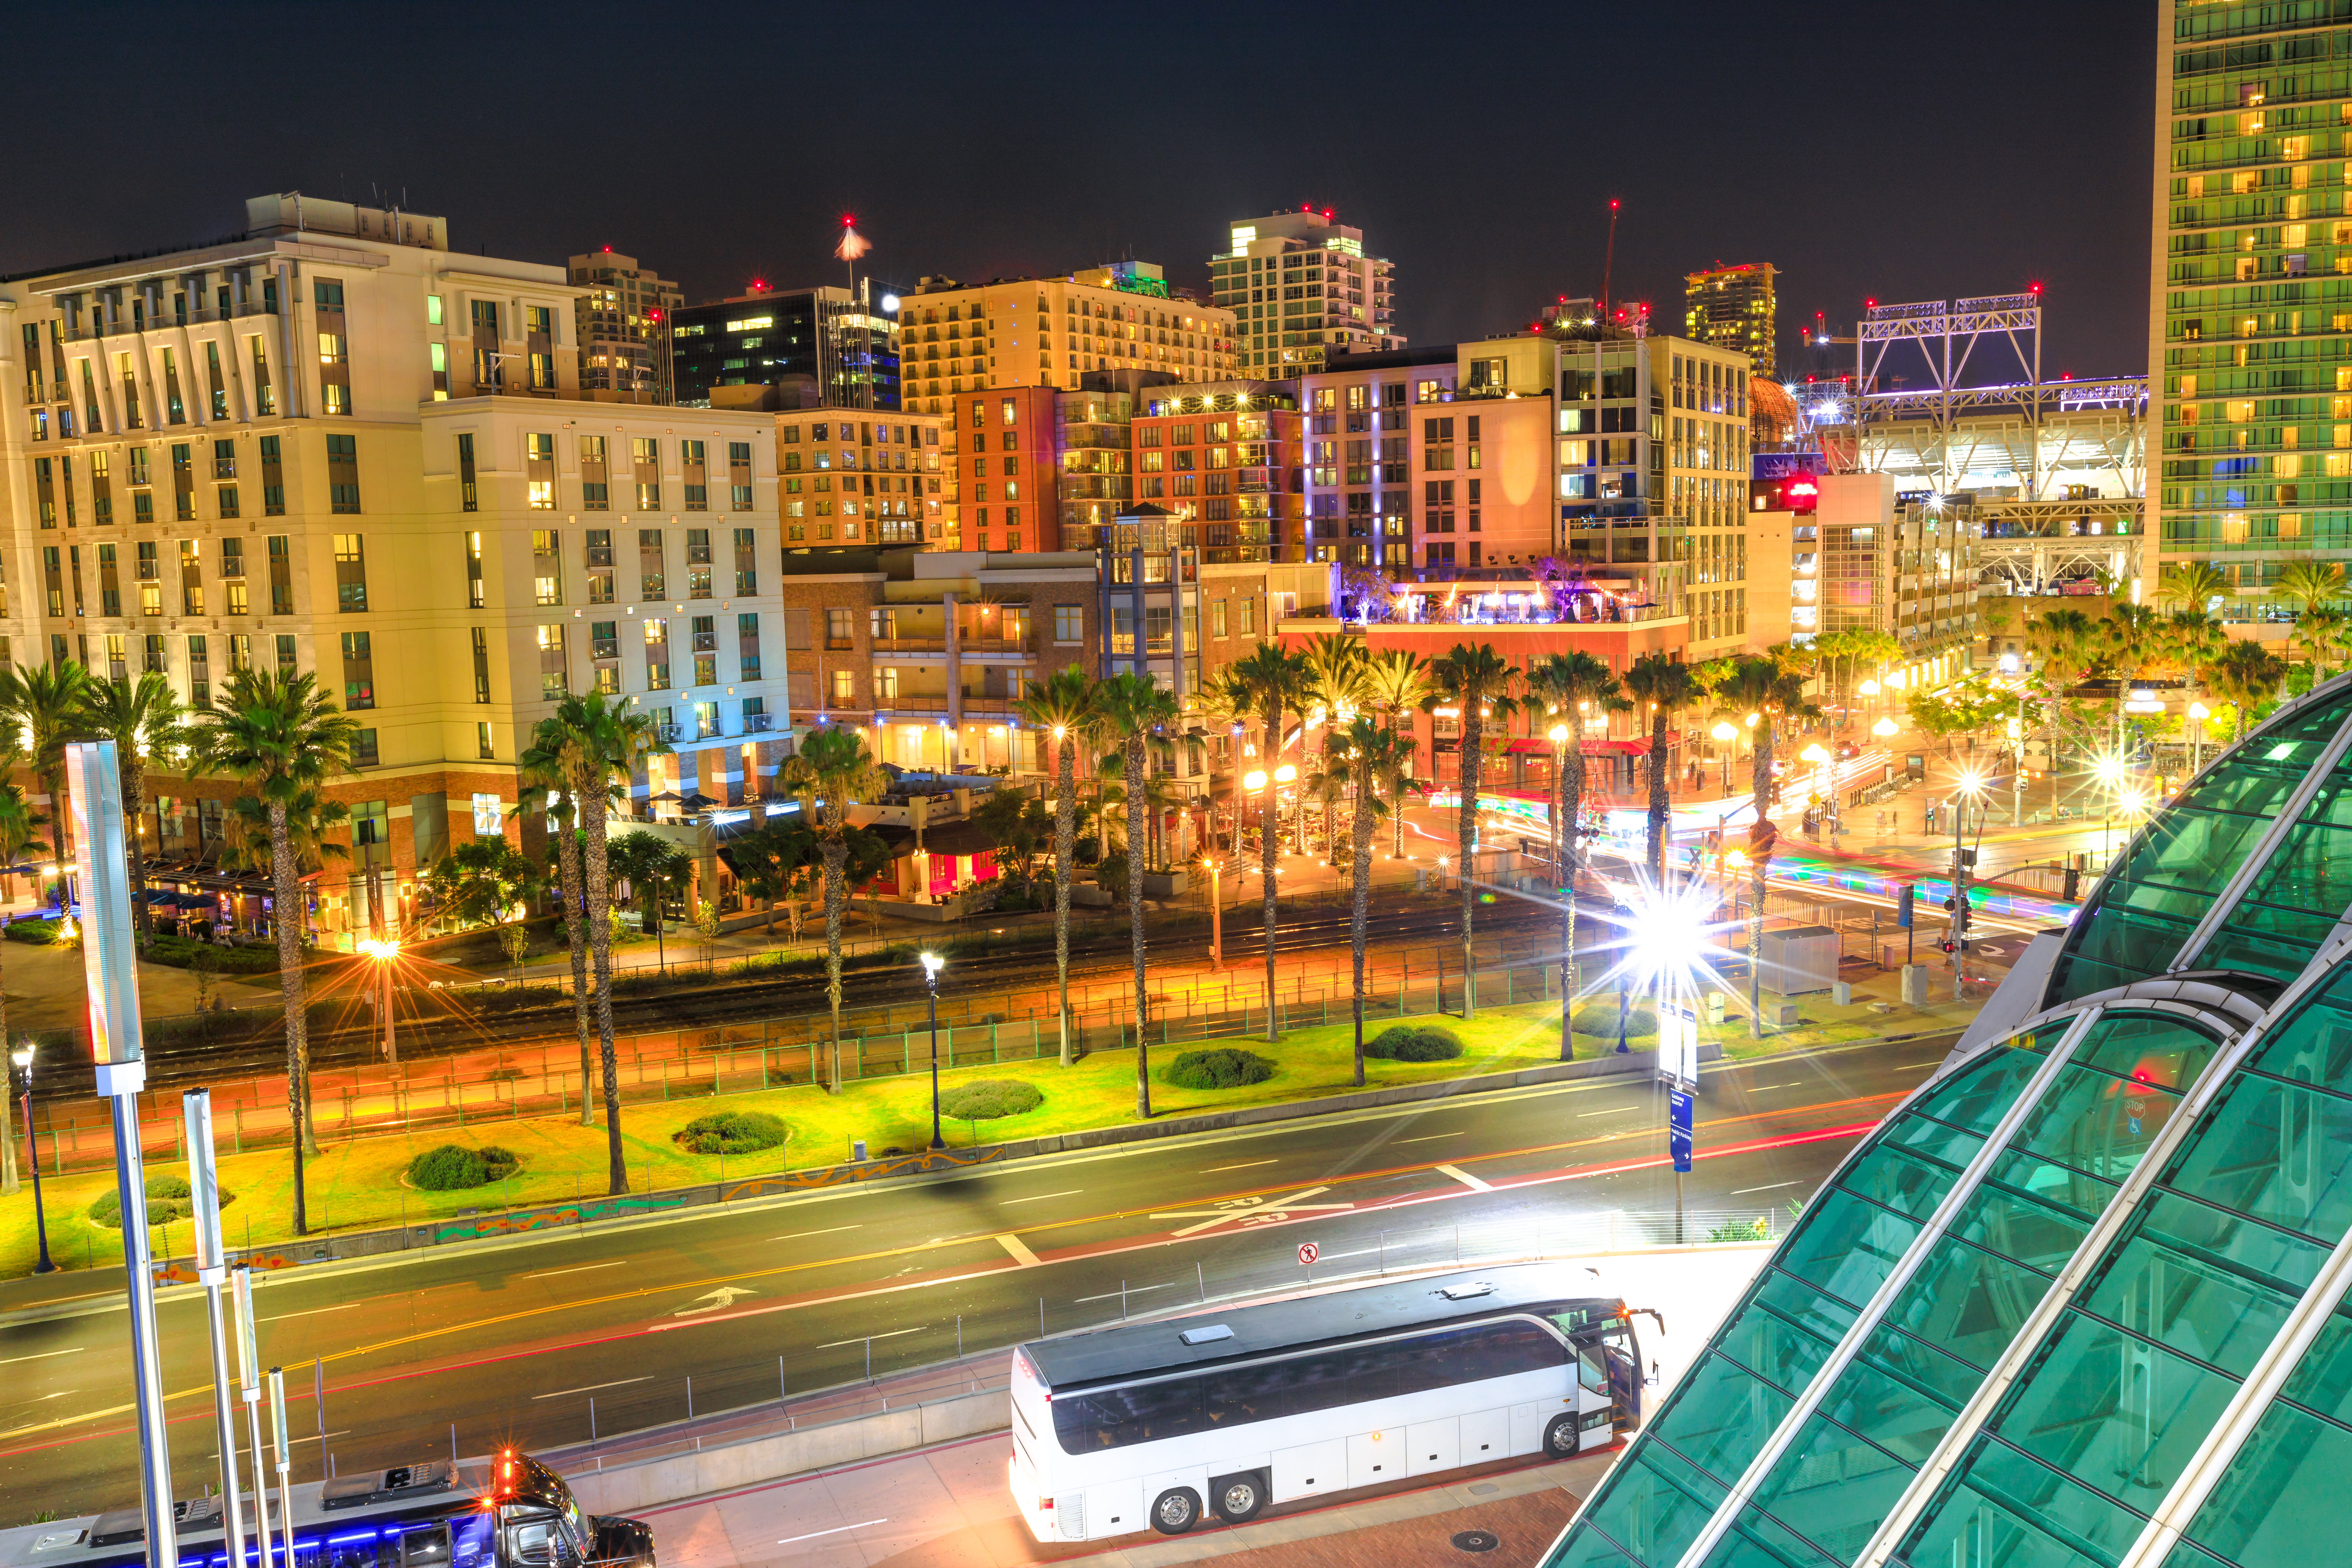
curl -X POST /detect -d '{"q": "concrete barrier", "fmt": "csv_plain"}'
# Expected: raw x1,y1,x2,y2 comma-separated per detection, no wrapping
563,1387,1007,1516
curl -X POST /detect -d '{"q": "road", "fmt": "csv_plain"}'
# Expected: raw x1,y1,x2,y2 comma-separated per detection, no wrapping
0,1027,1956,1522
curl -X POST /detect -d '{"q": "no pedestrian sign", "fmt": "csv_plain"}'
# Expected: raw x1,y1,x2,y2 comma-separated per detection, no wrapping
1298,1241,1320,1267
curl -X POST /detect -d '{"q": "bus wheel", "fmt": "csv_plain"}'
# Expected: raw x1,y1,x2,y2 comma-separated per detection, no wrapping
1211,1472,1265,1524
1543,1414,1581,1457
1151,1487,1203,1535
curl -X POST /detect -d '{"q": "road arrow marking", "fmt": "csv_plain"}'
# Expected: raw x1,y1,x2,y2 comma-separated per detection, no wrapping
1151,1185,1356,1237
672,1286,757,1316
1436,1164,1493,1192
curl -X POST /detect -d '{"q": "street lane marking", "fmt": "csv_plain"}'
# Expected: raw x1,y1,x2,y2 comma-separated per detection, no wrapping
1392,1134,1459,1144
1575,1107,1627,1117
532,1377,650,1401
995,1233,1041,1268
1151,1186,1356,1237
778,1520,887,1546
1436,1164,1494,1192
816,1327,924,1349
1748,1083,1798,1092
1893,1062,1938,1072
526,1262,628,1279
0,1348,82,1365
1201,1159,1280,1171
999,1190,1083,1205
673,1287,757,1316
1076,1284,1169,1303
1732,1181,1808,1195
771,1225,862,1242
258,1303,359,1323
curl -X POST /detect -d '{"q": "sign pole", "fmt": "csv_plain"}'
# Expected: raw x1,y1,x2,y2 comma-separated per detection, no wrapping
183,1091,247,1568
231,1266,277,1568
71,741,176,1568
266,1368,295,1568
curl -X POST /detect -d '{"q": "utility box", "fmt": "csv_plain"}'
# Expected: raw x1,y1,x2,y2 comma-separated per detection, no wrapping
1706,992,1728,1026
1832,980,1853,1006
1759,925,1838,995
1901,965,1929,1005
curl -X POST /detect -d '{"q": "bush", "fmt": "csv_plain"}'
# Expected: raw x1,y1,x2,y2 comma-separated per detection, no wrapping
1706,1217,1774,1243
143,933,279,974
90,1174,233,1229
1165,1048,1276,1090
406,1144,521,1191
939,1079,1044,1120
1365,1024,1464,1062
673,1111,789,1155
1570,1001,1657,1038
4,918,63,946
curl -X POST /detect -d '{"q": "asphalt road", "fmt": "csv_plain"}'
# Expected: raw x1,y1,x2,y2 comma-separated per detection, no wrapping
0,1027,1957,1523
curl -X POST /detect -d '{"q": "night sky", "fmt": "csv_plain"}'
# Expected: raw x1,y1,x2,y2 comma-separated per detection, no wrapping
5,0,2155,381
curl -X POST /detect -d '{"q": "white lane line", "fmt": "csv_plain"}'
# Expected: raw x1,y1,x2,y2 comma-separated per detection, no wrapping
995,1233,1042,1268
0,1348,82,1366
1894,1062,1939,1072
1076,1283,1171,1303
1202,1159,1280,1171
258,1302,359,1323
1732,1181,1808,1195
1747,1082,1798,1092
1575,1107,1628,1118
816,1327,924,1349
1392,1133,1460,1144
532,1377,650,1401
778,1520,888,1546
1000,1189,1083,1205
526,1261,627,1279
771,1225,863,1242
1436,1164,1494,1192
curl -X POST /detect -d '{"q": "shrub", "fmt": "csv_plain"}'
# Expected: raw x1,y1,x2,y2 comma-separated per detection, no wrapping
143,934,279,974
673,1111,789,1155
406,1144,521,1191
4,918,62,946
1165,1048,1276,1090
89,1174,233,1228
1705,1217,1775,1244
1569,1001,1657,1038
1364,1024,1464,1062
939,1079,1044,1120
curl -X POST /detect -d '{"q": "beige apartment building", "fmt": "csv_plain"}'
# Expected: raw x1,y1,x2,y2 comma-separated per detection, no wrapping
1210,208,1402,376
0,194,788,942
567,248,682,403
777,406,946,549
897,267,1238,415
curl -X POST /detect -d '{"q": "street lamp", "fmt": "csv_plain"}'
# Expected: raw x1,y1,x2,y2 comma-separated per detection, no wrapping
2187,701,2210,778
921,951,946,1151
1872,715,1898,738
1711,720,1737,799
1201,854,1223,971
11,1042,51,1274
357,936,400,1069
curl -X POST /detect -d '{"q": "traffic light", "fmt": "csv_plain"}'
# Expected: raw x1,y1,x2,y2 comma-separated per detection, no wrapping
1940,939,1958,955
1896,883,1915,928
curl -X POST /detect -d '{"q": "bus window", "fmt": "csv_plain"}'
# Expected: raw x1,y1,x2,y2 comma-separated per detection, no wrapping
1576,1345,1610,1396
1602,1324,1641,1429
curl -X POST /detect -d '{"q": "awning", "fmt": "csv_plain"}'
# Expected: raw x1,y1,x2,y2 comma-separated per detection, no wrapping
1501,736,1655,755
908,819,999,857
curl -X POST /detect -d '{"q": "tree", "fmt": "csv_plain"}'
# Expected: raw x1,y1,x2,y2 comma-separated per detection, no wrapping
606,831,692,939
1093,672,1180,1117
517,735,595,1124
535,690,667,1192
1716,657,1811,1039
1301,633,1371,865
1622,654,1699,884
778,726,886,1094
1014,665,1102,1067
1905,677,2025,761
423,836,542,933
2201,641,2290,741
1361,650,1433,858
726,818,820,937
0,779,43,1167
76,673,183,942
1337,715,1411,1087
1221,643,1310,1040
1976,600,2016,664
0,662,93,905
969,785,1050,885
1523,652,1620,1060
2158,559,2235,614
2027,606,2100,814
2273,559,2344,628
190,668,359,1234
1429,643,1520,1017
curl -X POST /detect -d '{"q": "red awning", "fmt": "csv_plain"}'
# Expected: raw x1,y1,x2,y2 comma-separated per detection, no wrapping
1502,736,1655,755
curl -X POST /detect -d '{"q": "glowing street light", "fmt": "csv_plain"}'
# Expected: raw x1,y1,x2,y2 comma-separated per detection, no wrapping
10,1042,50,1273
358,935,401,1069
921,951,946,1151
2187,701,2211,776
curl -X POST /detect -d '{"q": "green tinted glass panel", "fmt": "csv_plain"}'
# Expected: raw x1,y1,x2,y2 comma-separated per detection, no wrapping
2007,1063,2181,1185
1718,1276,1846,1393
2180,1399,2352,1568
1550,1530,1643,1568
1699,1533,1835,1568
2079,1227,2299,1379
2243,971,2352,1087
1808,1347,1961,1465
1831,1142,1960,1220
2076,1011,2224,1091
1947,1177,2093,1275
2281,1302,2352,1423
1646,1350,1798,1484
1882,1234,2054,1372
1984,1147,2120,1222
1575,1443,1727,1568
2165,1074,2352,1250
1776,1188,1924,1310
1907,1042,2052,1136
1851,1319,1985,1414
2190,745,2352,980
1879,1112,1986,1172
1749,1265,1862,1348
1729,1413,1905,1567
1904,1435,2145,1568
2135,1188,2330,1299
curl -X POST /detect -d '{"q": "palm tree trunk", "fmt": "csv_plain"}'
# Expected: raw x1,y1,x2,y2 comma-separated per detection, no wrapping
1261,702,1281,1042
822,831,848,1093
268,798,312,1234
580,780,626,1193
1127,738,1151,1118
1748,721,1772,1039
124,761,150,942
1647,709,1671,884
44,768,67,912
554,812,593,1127
1459,701,1481,1019
1350,755,1373,1088
1054,736,1077,1067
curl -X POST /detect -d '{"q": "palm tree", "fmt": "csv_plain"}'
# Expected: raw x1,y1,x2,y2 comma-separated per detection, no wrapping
1622,654,1699,885
778,725,884,1095
1361,649,1432,857
1014,664,1103,1060
2201,640,2289,741
77,673,186,942
2302,606,2352,683
536,691,665,1190
1716,657,1811,1039
191,668,359,1234
1301,633,1371,863
2273,559,2344,632
2028,606,2100,815
1093,673,1180,1117
2158,559,2235,615
1524,652,1621,1061
0,662,93,907
1429,643,1519,1018
1222,643,1310,1041
1337,715,1410,1087
516,735,595,1125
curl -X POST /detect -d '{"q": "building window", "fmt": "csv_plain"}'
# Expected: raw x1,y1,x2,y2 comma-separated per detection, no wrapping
470,724,488,762
728,441,753,510
325,433,360,513
536,623,567,701
632,437,659,510
340,631,375,709
638,529,665,599
332,534,367,611
643,618,670,689
526,431,555,509
533,528,562,606
275,633,298,674
737,612,761,681
691,614,718,686
824,606,853,649
472,626,491,703
733,527,757,595
829,667,854,706
579,435,608,510
179,538,204,614
260,435,285,515
681,439,708,510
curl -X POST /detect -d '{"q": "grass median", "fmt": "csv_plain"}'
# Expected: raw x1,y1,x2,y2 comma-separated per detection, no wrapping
0,984,1971,1278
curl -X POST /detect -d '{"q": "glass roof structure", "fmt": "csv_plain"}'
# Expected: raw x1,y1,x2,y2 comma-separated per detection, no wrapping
1538,677,2352,1568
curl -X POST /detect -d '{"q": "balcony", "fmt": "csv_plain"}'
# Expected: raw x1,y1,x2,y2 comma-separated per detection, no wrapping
745,712,774,732
658,724,683,743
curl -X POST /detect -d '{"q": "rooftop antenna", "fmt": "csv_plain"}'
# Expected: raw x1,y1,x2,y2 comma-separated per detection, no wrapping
1600,199,1621,320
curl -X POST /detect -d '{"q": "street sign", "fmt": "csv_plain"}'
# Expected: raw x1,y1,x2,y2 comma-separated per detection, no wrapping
1669,1090,1693,1174
1298,1241,1320,1267
1659,1004,1700,1087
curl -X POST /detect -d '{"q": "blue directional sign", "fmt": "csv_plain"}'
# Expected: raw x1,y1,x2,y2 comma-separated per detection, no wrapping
1670,1089,1693,1174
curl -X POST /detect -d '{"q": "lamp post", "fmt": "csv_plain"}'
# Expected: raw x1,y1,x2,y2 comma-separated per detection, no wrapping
11,1043,49,1273
1710,720,1737,799
1203,855,1222,971
358,936,400,1069
2187,701,2210,778
921,951,946,1151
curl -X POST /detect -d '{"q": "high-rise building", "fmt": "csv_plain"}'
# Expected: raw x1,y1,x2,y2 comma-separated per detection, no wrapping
776,407,945,551
1210,208,1401,377
671,282,899,411
0,193,789,942
1684,261,1777,377
1129,381,1304,563
897,267,1237,412
2149,5,2340,625
567,248,682,403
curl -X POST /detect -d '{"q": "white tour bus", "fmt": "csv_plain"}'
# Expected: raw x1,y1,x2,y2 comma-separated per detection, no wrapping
1008,1263,1653,1542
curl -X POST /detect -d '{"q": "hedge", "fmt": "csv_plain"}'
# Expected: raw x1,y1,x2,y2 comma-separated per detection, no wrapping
406,1144,521,1191
1364,1024,1464,1062
1165,1049,1276,1090
90,1174,232,1228
1569,1001,1657,1038
673,1111,789,1155
939,1080,1044,1120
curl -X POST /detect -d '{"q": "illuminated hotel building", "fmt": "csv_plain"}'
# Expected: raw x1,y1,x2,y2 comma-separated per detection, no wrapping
1210,207,1401,377
1684,261,1777,379
897,266,1237,414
